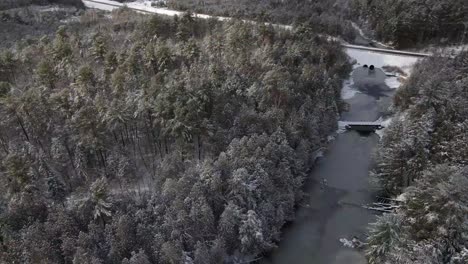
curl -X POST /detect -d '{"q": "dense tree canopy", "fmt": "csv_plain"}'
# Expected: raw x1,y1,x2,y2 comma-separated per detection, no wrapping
164,0,468,48
167,0,357,42
368,52,468,263
351,0,468,48
0,7,351,263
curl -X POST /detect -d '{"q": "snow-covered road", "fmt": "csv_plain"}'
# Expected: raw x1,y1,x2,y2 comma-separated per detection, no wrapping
83,0,435,58
82,0,292,29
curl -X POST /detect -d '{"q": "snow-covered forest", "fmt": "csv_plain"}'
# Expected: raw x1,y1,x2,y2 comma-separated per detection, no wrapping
367,52,468,263
0,4,352,263
351,0,468,48
1,1,467,264
165,0,468,48
166,0,357,42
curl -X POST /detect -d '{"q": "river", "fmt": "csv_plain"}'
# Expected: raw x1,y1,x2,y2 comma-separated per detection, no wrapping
262,49,420,264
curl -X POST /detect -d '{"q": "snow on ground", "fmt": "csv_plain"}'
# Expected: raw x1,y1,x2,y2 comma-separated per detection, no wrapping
341,77,361,100
336,122,347,134
82,0,121,11
83,0,181,15
82,0,292,29
384,76,401,89
339,238,355,248
126,0,205,18
341,48,411,103
60,16,80,23
416,44,468,56
351,22,393,49
346,48,420,75
374,117,393,138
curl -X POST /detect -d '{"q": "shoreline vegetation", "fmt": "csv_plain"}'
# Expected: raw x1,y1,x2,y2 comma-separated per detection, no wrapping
367,52,468,263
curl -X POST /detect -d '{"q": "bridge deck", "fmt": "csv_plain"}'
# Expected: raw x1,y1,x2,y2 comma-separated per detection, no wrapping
343,44,432,57
339,121,384,132
341,121,382,126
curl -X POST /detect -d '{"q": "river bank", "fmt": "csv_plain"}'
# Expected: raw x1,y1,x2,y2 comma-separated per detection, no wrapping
261,49,421,264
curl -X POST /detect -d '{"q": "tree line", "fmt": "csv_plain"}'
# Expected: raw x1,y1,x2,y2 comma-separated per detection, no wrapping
351,0,468,48
0,7,351,263
164,0,468,48
166,0,357,42
367,52,468,263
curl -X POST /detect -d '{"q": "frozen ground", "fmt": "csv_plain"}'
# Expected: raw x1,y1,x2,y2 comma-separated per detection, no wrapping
345,48,421,75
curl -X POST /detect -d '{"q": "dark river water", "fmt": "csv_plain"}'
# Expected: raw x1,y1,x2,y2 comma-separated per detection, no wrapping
262,50,419,264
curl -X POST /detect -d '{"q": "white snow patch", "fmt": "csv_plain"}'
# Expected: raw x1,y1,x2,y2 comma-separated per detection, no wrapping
375,117,392,138
340,238,355,248
345,48,420,75
384,76,401,89
83,0,121,11
395,192,408,202
60,16,80,23
425,212,439,223
341,78,360,100
337,121,348,134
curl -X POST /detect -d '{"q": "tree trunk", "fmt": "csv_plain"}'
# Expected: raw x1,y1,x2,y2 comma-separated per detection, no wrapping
17,116,30,142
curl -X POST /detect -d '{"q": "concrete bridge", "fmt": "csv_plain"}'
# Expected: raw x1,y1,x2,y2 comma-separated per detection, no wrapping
342,44,431,58
341,121,384,132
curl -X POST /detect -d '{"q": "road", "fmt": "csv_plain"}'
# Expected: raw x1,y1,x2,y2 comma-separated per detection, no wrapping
82,0,432,58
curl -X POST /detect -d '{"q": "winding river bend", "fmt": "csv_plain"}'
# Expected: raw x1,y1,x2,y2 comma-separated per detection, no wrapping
262,49,420,264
